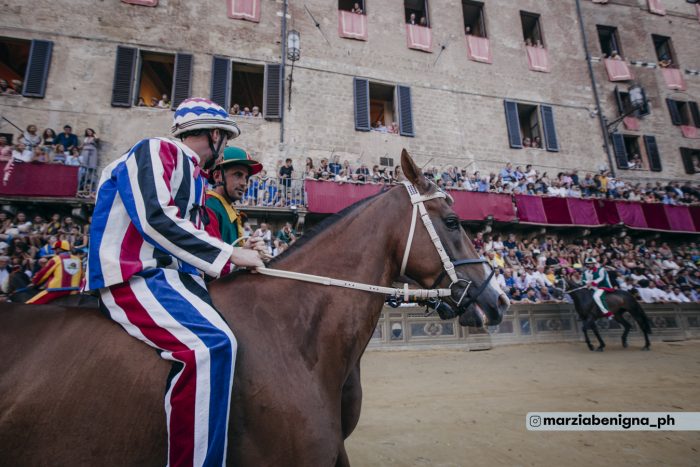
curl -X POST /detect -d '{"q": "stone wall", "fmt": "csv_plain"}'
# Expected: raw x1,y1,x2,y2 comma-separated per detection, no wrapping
0,0,697,183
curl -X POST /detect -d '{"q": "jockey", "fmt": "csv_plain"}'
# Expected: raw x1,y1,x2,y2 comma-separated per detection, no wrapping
27,240,82,304
86,98,266,467
205,146,263,246
583,257,614,319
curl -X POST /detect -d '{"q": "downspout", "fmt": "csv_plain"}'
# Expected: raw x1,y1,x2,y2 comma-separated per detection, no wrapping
280,0,288,143
575,0,615,177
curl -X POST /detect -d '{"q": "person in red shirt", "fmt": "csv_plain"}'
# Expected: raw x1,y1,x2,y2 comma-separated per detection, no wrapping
26,240,83,304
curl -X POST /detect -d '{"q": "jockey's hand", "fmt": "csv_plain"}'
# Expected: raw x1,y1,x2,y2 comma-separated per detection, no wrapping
244,236,273,262
230,248,265,269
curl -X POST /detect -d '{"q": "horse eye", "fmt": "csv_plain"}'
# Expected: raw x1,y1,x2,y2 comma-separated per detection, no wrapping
444,217,460,230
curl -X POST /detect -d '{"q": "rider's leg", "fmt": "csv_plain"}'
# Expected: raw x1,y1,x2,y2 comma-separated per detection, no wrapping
100,268,236,467
592,289,613,319
25,290,71,304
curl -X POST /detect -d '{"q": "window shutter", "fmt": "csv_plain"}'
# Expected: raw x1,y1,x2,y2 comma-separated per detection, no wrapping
111,46,137,107
639,87,650,117
680,148,695,174
353,77,370,131
22,40,53,98
263,64,282,120
171,53,193,109
614,86,624,116
610,133,629,169
643,135,662,172
540,105,559,152
397,85,415,137
689,101,700,128
210,56,231,110
504,101,522,149
666,98,682,125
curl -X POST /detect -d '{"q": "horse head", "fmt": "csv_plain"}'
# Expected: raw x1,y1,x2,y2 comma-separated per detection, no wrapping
397,149,509,327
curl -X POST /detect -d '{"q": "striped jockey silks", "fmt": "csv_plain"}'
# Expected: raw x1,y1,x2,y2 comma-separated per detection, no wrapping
99,268,236,467
86,138,234,290
26,252,83,304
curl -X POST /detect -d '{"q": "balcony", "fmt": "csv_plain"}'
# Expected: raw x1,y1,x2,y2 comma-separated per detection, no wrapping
338,10,367,41
406,24,432,52
0,162,84,201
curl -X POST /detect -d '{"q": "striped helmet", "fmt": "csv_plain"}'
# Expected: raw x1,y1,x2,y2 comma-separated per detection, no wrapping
171,98,241,139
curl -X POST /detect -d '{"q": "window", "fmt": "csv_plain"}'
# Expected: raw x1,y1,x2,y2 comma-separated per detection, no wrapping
210,57,281,120
611,133,662,171
111,46,192,109
405,0,429,27
462,1,486,37
0,37,52,98
230,62,264,117
520,12,544,47
597,25,622,58
339,0,364,13
354,78,413,136
681,148,700,175
614,85,650,118
135,51,174,108
652,34,677,67
504,101,559,151
666,99,700,127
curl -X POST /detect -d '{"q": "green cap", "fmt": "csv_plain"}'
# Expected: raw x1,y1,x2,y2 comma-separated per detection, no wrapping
216,146,263,175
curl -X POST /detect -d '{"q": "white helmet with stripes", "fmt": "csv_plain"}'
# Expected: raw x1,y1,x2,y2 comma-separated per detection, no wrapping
171,98,241,139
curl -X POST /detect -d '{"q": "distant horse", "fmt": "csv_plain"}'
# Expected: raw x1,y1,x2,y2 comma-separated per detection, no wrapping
556,277,651,352
0,150,509,466
5,270,96,307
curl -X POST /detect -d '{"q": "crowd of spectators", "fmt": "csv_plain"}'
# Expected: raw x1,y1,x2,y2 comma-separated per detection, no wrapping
0,78,22,96
137,94,171,108
229,104,263,118
1,123,99,197
474,230,700,304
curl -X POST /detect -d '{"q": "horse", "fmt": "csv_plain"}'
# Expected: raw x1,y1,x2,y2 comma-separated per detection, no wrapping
0,150,509,466
5,270,97,307
556,276,651,352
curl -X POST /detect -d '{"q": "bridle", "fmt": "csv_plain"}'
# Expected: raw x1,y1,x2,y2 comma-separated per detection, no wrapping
255,181,494,319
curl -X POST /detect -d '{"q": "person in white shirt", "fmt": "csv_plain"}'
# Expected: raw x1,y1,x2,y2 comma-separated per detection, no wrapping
667,287,690,303
11,142,34,162
638,281,668,303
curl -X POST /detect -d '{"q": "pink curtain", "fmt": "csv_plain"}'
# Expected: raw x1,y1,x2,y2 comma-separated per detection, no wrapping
406,24,432,52
305,180,383,214
514,195,547,223
616,202,647,229
227,0,260,22
623,116,640,131
338,11,368,40
449,191,515,222
642,203,670,230
542,197,572,225
681,125,699,139
121,0,157,5
648,0,666,15
526,46,550,73
466,36,492,64
0,162,79,197
594,200,620,225
567,198,602,226
665,206,695,232
604,58,633,81
661,68,686,91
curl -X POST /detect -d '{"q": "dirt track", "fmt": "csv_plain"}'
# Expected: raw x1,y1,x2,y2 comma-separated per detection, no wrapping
345,341,700,467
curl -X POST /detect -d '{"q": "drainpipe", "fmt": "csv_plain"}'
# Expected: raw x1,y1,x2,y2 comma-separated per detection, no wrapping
280,0,288,143
575,0,615,177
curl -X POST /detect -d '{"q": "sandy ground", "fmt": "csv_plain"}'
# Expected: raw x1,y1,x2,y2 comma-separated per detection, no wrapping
345,341,700,467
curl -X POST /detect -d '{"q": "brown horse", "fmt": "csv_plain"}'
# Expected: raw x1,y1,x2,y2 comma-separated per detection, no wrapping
0,150,509,466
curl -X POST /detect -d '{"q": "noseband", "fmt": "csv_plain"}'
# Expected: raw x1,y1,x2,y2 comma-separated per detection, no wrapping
398,182,493,318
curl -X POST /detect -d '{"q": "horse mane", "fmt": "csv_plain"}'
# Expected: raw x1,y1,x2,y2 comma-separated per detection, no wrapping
267,187,391,265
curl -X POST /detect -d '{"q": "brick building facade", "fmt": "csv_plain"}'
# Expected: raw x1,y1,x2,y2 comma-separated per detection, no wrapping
0,0,698,184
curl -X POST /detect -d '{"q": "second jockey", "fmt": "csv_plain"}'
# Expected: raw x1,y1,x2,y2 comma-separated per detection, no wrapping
26,240,83,304
583,257,614,319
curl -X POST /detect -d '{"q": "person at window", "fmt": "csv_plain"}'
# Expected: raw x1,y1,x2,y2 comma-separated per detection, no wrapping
242,107,252,117
149,97,159,107
351,2,363,14
55,125,79,153
251,106,262,118
10,79,22,94
408,12,416,24
230,103,241,116
0,78,12,95
465,26,472,35
388,122,399,134
532,136,542,148
658,56,672,68
87,98,264,467
137,97,147,107
371,120,387,133
419,16,427,26
20,125,41,151
610,50,622,61
522,137,531,148
157,94,170,108
535,39,544,49
525,38,533,47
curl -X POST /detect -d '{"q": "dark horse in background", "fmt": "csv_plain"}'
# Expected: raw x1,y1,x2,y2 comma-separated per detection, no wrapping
4,270,96,306
558,276,652,352
0,150,509,466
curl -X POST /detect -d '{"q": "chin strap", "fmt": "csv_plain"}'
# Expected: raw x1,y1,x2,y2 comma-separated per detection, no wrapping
204,131,225,171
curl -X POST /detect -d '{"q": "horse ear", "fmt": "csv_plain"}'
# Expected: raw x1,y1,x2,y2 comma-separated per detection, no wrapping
401,149,427,189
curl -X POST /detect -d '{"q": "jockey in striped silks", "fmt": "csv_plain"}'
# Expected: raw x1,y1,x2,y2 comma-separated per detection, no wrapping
86,98,266,467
